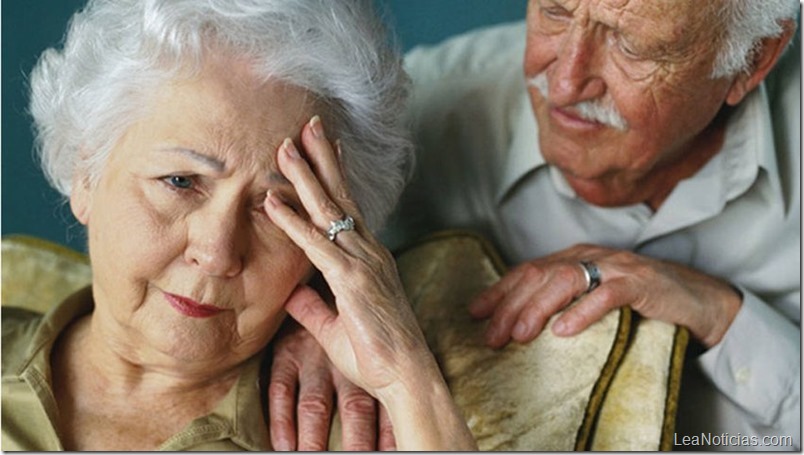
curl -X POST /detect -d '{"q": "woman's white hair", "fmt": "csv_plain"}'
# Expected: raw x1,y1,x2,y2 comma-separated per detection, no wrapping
712,0,800,78
29,0,412,231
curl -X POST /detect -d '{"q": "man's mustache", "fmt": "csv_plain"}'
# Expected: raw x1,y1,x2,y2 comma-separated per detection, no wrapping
527,73,628,131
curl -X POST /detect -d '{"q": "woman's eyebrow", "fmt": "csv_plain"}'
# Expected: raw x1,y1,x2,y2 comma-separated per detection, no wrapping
160,147,226,172
160,145,291,187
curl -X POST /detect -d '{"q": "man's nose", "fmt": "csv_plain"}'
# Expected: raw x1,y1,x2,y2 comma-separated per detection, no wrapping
549,24,606,105
185,207,245,278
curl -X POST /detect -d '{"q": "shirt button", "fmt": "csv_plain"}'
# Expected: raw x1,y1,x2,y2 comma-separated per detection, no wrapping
735,367,751,384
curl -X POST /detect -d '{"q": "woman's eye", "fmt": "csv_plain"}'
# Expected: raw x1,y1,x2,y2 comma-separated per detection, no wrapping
163,175,194,190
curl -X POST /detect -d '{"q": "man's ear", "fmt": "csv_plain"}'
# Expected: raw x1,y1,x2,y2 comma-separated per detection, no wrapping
725,21,796,106
70,175,92,225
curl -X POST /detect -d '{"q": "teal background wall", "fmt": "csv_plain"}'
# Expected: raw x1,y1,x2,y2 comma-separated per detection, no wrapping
2,0,527,252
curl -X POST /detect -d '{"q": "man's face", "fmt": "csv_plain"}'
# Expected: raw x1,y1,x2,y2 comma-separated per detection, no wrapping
524,0,738,206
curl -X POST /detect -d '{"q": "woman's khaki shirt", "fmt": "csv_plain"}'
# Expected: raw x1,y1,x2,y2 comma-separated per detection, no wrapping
1,287,272,451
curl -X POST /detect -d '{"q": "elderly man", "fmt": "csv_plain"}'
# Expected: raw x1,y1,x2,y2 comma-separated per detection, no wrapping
267,0,800,450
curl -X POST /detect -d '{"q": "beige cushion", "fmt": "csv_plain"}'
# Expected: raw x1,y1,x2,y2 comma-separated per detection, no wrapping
2,235,91,313
332,230,686,450
397,231,631,450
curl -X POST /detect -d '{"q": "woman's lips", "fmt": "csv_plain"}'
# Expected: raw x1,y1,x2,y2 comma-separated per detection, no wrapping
164,292,223,318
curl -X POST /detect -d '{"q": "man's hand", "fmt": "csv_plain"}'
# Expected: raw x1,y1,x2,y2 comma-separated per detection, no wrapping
469,244,742,349
268,321,396,451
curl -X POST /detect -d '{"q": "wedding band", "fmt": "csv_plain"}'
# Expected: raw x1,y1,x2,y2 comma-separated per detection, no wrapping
579,261,601,294
327,215,355,241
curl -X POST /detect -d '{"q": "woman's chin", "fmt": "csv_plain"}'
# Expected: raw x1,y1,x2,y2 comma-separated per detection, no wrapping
138,323,238,368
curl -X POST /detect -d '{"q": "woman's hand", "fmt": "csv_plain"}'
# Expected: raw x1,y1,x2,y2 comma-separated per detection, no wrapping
264,115,475,451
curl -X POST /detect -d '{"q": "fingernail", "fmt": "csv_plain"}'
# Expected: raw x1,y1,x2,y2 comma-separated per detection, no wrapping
309,115,324,138
273,439,292,451
553,319,569,336
467,300,482,317
334,138,342,155
283,138,300,159
264,190,278,208
485,324,499,345
512,321,528,339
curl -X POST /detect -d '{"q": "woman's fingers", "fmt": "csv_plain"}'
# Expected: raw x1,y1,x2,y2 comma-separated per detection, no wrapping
284,285,339,347
275,134,370,258
302,116,360,215
277,138,354,233
265,190,349,271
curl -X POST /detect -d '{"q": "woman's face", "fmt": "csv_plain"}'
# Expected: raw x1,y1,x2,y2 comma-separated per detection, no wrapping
71,55,315,371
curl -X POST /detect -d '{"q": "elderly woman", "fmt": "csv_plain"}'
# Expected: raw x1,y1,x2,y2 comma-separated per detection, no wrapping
1,0,476,451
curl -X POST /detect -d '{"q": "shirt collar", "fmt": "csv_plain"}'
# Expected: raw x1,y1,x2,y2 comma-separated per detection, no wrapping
20,287,271,451
495,80,782,210
161,352,270,451
732,82,783,204
496,79,545,203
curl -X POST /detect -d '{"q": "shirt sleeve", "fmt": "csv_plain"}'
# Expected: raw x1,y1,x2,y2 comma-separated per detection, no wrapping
697,287,800,445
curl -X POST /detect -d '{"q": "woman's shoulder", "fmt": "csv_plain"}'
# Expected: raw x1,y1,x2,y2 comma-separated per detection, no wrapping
2,308,45,376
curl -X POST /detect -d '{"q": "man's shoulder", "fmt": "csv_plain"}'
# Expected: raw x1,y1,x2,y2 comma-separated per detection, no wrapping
766,32,801,212
403,21,528,129
765,32,800,112
404,21,526,84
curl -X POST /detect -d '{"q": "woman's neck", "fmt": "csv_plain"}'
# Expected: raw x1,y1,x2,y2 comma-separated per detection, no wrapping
51,314,239,450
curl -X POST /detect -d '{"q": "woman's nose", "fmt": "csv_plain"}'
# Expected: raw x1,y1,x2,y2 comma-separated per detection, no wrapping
185,210,245,278
549,24,606,106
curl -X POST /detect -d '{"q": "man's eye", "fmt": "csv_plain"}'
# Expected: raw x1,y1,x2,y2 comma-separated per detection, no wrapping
541,5,570,20
619,40,640,58
163,175,194,190
612,32,642,59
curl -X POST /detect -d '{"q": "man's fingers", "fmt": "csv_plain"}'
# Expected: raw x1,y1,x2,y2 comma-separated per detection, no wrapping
378,404,396,451
334,372,378,451
268,357,299,451
469,266,529,327
483,275,547,348
296,367,335,451
468,268,525,319
468,285,505,319
553,284,621,336
507,264,584,342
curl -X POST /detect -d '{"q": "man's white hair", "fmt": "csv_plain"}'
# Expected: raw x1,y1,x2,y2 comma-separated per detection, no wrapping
712,0,800,77
29,0,412,231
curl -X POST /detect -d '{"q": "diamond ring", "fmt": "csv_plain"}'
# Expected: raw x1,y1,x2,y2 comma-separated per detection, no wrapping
327,215,355,241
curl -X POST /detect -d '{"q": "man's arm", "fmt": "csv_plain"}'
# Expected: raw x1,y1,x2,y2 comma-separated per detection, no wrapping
470,244,800,446
697,290,800,447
